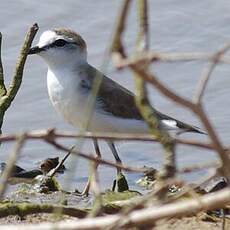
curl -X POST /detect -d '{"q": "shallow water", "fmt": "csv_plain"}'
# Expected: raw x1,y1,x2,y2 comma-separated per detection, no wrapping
0,1,229,192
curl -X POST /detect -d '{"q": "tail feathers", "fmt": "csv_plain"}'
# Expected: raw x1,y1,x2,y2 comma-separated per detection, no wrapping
186,126,207,135
155,110,206,135
177,123,207,135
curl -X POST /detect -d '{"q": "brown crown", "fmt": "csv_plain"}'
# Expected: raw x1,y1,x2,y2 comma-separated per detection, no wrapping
53,28,87,50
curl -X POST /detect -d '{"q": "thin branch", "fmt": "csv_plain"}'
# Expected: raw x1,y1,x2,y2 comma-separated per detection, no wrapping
113,51,230,69
1,188,229,230
0,130,218,151
0,135,25,199
167,169,218,204
0,203,87,219
133,0,176,186
131,67,230,182
105,178,182,230
47,139,144,173
194,43,230,104
0,129,224,176
88,161,103,217
0,23,38,111
49,146,73,178
195,105,230,182
113,53,230,184
110,0,131,55
130,65,194,109
0,32,6,97
110,5,230,182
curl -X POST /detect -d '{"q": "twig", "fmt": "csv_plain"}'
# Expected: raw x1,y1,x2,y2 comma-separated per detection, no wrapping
134,0,176,185
0,23,38,132
195,105,230,182
222,208,226,230
88,161,103,217
0,130,217,176
105,178,182,230
47,139,144,173
0,135,25,199
0,203,87,219
129,65,195,109
81,139,102,196
124,64,230,182
110,0,131,55
0,32,6,97
112,30,230,183
5,24,39,104
1,188,229,230
0,129,217,150
114,51,230,69
167,169,218,204
0,2,229,229
49,146,74,178
194,43,230,104
111,14,230,181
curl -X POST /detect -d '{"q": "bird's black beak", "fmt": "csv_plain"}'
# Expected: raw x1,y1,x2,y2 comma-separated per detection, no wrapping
28,46,44,55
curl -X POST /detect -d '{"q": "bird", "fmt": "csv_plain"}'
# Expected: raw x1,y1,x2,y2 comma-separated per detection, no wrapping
28,28,204,184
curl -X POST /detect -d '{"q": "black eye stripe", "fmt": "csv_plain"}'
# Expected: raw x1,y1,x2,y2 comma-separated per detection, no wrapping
52,39,68,47
42,39,75,50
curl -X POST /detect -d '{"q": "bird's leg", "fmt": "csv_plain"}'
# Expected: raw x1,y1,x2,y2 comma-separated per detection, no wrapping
93,138,102,159
81,139,101,196
107,141,129,192
107,141,122,174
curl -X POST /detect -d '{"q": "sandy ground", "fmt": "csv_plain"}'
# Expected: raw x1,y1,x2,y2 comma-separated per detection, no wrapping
0,168,228,229
0,213,76,224
155,217,230,230
0,214,229,229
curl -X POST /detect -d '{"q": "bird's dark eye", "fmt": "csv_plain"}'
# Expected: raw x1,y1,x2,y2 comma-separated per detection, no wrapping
53,39,67,47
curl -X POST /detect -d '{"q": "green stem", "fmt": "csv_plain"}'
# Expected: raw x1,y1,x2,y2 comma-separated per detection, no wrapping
134,0,176,184
0,24,38,133
0,203,87,218
0,32,7,97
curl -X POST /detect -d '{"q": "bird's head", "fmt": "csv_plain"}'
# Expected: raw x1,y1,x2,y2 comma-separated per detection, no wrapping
28,28,87,68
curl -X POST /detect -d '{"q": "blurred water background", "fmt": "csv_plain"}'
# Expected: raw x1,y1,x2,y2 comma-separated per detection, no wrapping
0,0,230,191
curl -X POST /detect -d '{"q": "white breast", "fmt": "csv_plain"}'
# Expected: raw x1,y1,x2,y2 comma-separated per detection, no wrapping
47,68,149,133
47,68,88,128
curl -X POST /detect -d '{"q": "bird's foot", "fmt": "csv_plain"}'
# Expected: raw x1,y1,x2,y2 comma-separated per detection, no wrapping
78,179,90,197
112,172,129,192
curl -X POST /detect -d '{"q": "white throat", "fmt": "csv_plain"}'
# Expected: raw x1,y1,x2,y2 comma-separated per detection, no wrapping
40,51,87,71
46,61,88,128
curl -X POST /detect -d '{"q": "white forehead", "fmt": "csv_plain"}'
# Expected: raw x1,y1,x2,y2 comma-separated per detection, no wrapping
37,30,64,48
